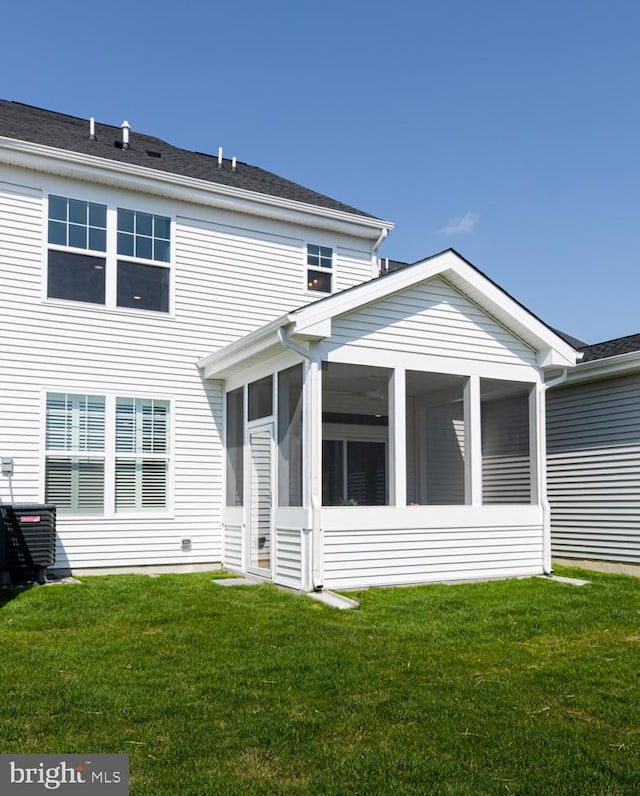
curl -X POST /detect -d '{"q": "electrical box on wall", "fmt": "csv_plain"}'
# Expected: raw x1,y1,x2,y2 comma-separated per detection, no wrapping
1,458,13,477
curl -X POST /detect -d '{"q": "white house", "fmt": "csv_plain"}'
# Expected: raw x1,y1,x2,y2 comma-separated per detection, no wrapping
547,334,640,564
0,100,578,588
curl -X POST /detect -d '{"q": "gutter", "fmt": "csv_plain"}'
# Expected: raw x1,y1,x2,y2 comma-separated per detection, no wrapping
277,327,323,591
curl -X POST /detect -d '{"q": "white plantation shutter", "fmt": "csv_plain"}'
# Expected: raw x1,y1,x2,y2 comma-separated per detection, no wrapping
45,394,105,514
115,399,169,511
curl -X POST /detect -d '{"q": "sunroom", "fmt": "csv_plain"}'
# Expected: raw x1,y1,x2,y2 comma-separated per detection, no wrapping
199,250,578,591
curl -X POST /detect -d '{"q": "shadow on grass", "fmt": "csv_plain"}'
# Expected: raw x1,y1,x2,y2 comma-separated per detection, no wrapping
0,583,33,608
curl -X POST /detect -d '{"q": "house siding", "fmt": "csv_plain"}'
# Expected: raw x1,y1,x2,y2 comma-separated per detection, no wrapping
0,168,376,571
329,277,538,368
322,509,543,589
547,374,640,563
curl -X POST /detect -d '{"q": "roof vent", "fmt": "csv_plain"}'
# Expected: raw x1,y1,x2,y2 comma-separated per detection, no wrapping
146,149,161,158
121,120,131,150
88,117,97,142
231,156,237,172
217,146,223,169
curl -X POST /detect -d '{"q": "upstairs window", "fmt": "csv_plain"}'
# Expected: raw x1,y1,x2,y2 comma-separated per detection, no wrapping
307,244,333,293
46,195,172,313
47,196,107,304
117,209,171,312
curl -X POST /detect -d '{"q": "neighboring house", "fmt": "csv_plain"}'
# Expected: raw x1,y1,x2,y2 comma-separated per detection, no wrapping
547,334,640,564
0,100,577,589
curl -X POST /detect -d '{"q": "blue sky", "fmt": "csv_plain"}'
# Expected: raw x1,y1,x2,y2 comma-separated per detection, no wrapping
2,0,638,344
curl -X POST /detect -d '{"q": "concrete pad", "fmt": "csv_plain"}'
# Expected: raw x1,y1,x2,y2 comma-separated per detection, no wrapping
537,574,590,586
554,558,640,578
212,577,261,587
307,590,359,609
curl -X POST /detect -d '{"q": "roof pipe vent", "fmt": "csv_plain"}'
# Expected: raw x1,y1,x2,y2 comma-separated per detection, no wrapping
217,146,223,169
121,121,131,150
88,117,97,141
231,156,237,172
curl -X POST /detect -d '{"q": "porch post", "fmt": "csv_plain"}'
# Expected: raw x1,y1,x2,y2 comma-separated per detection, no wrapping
465,375,482,506
534,381,552,573
307,357,324,589
389,367,406,506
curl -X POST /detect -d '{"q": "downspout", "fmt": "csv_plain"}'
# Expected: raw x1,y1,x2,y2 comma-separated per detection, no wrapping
277,326,324,591
370,227,389,277
539,368,569,574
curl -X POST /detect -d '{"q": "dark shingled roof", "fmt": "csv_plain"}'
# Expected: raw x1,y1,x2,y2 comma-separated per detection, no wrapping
578,333,640,362
0,100,377,219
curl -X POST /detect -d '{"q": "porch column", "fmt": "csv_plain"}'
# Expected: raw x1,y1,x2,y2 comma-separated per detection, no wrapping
306,357,324,589
465,375,482,506
389,367,406,506
533,381,552,573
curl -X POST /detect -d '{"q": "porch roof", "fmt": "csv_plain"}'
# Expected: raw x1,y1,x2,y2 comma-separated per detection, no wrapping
198,249,579,380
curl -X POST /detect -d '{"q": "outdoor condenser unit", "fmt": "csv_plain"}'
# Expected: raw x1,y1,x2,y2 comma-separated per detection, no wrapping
0,503,57,585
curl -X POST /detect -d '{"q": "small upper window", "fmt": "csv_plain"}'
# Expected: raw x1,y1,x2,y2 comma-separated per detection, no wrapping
117,209,171,263
307,244,333,293
48,196,107,252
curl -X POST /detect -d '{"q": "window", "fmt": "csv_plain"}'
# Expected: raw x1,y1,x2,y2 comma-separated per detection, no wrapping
45,393,106,514
226,388,244,507
45,393,169,515
46,195,171,313
47,196,107,304
115,398,169,512
307,244,333,292
248,375,273,420
278,364,303,507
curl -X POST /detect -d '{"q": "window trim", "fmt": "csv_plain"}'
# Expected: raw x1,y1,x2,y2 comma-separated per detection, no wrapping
45,195,174,316
305,242,334,294
41,389,174,519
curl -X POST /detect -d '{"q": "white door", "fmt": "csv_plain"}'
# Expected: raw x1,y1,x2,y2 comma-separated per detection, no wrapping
248,424,274,575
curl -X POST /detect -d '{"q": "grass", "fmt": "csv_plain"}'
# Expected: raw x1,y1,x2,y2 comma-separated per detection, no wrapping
0,567,639,794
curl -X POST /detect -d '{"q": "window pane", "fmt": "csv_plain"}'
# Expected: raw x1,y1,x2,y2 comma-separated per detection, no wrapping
278,364,303,507
319,246,333,259
115,458,167,512
322,439,344,505
48,250,106,304
118,208,135,233
153,238,170,263
307,269,331,292
481,380,532,504
68,199,87,225
48,195,67,221
117,261,169,312
136,212,153,237
68,223,87,249
154,216,171,239
88,202,106,228
347,441,386,505
248,376,273,420
135,236,153,260
46,393,105,452
118,231,134,257
48,220,67,246
226,388,244,506
89,227,106,252
406,371,467,505
45,456,105,514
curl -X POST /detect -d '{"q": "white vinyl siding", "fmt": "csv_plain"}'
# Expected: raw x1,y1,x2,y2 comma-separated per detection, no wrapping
547,374,640,563
330,276,537,367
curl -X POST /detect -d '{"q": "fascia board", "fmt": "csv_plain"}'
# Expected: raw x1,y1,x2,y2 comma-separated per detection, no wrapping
290,249,578,367
0,137,394,240
558,350,640,385
198,317,290,379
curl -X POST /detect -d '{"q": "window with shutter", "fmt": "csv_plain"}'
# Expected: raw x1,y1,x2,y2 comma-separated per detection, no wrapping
115,398,169,512
45,394,106,514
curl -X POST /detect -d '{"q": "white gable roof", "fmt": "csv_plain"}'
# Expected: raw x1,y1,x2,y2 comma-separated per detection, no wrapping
198,249,578,379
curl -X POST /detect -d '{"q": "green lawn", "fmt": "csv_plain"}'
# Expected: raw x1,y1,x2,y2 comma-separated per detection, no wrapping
0,567,639,795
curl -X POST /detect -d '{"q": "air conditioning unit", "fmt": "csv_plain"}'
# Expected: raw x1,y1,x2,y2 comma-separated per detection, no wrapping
0,503,56,585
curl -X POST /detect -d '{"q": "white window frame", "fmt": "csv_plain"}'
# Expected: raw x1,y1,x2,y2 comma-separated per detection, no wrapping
45,195,174,316
305,242,334,294
42,390,173,518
